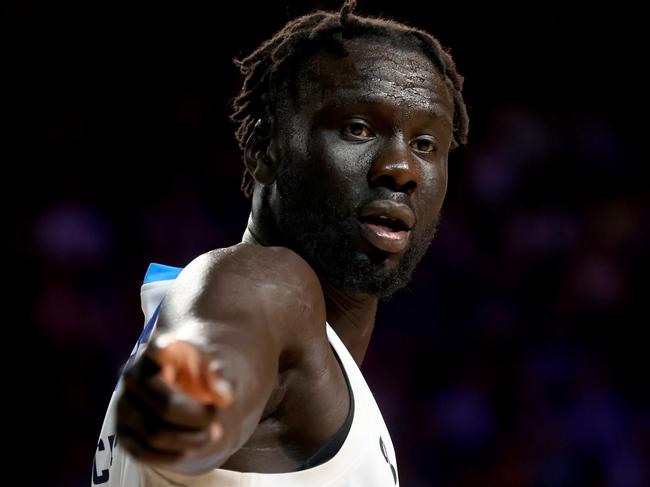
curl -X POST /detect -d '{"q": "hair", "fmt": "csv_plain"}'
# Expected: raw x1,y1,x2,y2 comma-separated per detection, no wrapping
230,0,469,197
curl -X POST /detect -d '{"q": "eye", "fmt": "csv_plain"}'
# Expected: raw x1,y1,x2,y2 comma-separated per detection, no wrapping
342,121,375,139
410,136,437,154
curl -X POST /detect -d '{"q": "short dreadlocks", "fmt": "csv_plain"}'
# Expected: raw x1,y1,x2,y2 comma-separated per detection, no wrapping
230,0,469,197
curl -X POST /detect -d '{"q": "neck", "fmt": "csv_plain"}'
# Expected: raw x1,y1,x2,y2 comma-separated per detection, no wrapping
241,189,287,246
242,197,378,364
319,278,378,365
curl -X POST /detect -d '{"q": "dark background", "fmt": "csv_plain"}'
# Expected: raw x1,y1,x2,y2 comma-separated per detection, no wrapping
6,1,648,486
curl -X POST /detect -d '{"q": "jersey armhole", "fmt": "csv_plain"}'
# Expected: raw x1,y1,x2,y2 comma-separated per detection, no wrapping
297,344,355,470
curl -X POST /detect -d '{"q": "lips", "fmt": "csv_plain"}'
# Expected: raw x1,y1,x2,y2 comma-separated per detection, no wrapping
358,201,415,254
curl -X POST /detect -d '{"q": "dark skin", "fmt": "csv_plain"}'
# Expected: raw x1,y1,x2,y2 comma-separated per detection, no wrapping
117,38,454,475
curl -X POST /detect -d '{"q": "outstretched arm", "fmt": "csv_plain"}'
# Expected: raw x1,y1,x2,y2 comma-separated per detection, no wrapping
116,244,326,475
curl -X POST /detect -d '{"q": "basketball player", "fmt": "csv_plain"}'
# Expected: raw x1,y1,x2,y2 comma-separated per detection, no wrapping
92,1,469,485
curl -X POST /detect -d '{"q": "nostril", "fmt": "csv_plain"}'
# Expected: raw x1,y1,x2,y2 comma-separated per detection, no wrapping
371,174,417,194
373,175,397,191
401,180,416,194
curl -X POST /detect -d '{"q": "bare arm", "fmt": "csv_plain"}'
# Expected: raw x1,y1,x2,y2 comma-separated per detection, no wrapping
117,244,326,475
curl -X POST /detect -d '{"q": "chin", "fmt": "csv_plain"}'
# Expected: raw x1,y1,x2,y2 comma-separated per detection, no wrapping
319,249,415,299
366,249,402,270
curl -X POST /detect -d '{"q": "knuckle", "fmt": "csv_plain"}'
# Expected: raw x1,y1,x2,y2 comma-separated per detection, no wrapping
157,391,175,419
148,430,191,453
146,430,166,449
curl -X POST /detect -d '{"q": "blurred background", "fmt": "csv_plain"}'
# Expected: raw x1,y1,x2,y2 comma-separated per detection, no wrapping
5,1,648,485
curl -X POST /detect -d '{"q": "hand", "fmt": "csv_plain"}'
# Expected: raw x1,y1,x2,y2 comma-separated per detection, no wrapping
116,340,233,466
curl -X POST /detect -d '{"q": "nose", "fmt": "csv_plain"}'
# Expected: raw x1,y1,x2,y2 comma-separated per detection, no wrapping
368,139,420,194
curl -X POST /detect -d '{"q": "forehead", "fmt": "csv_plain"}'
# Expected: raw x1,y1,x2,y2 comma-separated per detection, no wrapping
294,37,453,122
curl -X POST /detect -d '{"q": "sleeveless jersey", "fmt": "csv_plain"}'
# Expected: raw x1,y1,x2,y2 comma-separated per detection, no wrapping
92,263,399,486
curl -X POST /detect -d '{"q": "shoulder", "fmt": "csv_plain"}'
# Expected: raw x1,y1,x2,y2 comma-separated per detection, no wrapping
171,244,327,339
182,244,322,303
209,243,320,283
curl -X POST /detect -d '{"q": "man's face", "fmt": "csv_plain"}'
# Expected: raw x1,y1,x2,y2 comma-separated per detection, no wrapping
270,37,454,298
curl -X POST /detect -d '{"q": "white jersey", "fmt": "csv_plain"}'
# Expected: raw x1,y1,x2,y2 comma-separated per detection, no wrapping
92,263,399,487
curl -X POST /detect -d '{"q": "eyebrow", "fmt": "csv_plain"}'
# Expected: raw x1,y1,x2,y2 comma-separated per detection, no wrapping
318,93,453,125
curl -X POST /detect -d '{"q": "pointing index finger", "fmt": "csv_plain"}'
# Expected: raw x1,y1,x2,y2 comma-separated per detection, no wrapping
156,340,234,408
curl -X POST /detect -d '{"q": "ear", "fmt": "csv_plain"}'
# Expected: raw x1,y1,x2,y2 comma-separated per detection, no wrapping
244,119,277,185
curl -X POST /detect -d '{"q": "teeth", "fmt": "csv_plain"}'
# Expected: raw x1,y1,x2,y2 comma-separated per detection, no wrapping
366,215,403,231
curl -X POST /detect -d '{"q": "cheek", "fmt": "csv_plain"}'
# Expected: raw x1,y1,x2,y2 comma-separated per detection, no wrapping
309,130,370,193
423,158,448,187
418,163,448,213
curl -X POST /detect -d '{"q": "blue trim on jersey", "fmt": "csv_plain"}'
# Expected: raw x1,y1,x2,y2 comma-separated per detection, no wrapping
143,263,184,284
115,263,185,391
139,301,163,346
123,301,163,374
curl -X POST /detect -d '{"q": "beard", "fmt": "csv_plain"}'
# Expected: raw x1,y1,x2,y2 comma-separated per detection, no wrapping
274,168,440,299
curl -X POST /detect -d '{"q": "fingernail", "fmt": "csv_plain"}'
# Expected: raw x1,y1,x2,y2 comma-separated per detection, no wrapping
209,422,222,442
208,359,223,373
153,334,174,351
213,379,233,404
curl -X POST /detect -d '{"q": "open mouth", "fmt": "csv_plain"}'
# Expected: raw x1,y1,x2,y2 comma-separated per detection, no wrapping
358,216,411,254
357,200,415,254
360,214,409,233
